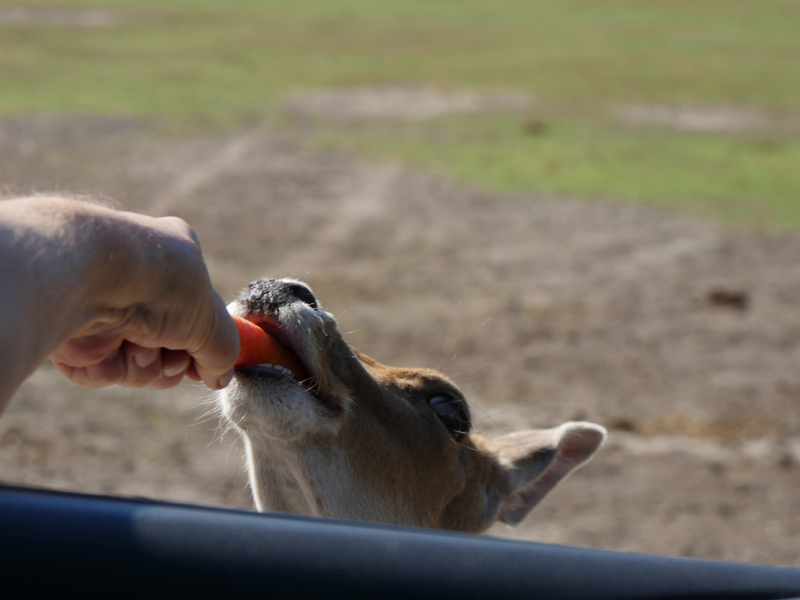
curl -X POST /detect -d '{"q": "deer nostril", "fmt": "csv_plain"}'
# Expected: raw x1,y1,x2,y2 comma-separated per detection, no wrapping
243,278,320,312
286,283,319,310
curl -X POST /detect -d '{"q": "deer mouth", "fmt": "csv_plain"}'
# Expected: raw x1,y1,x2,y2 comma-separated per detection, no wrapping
235,316,311,383
234,315,343,416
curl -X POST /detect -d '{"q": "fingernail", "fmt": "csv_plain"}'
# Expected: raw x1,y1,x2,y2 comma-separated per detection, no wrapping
217,370,234,389
163,360,190,378
133,347,159,369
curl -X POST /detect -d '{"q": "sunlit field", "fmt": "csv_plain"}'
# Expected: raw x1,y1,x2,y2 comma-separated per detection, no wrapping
2,0,799,228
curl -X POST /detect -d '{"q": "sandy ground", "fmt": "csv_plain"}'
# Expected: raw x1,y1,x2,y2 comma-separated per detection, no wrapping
612,105,774,133
1,115,799,567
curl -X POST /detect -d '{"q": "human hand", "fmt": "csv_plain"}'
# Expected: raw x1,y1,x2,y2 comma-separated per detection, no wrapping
46,210,239,391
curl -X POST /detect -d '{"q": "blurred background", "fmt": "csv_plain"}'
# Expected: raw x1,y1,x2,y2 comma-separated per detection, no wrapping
1,0,799,566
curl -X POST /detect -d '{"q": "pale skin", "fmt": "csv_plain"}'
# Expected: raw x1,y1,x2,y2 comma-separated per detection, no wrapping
0,197,240,415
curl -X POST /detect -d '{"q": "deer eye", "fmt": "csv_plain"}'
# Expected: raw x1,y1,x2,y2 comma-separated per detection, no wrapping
428,395,469,440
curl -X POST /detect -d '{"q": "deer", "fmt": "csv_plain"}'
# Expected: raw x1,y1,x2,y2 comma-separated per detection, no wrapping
217,278,605,533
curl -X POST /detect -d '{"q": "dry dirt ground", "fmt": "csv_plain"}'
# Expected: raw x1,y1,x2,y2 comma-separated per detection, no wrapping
285,86,532,121
1,115,800,567
612,105,775,134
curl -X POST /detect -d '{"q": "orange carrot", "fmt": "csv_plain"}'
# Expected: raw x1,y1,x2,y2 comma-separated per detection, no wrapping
231,315,310,383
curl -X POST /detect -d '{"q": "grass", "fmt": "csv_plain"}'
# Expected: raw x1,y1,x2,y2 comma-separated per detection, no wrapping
0,0,799,228
310,114,800,229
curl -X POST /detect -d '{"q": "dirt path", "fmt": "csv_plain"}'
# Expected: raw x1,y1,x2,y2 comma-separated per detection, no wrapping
1,115,799,566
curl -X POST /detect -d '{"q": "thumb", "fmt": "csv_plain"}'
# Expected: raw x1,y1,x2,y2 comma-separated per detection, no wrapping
189,291,240,390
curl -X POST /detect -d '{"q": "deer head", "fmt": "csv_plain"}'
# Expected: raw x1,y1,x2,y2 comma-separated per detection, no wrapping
218,278,605,533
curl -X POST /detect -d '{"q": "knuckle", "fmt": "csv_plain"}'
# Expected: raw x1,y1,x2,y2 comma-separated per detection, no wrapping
122,371,153,389
161,216,201,249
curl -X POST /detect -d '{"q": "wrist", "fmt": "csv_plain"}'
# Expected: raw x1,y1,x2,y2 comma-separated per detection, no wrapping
0,197,111,407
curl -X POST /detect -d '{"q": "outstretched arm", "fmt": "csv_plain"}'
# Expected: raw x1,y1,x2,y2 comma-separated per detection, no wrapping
0,197,239,414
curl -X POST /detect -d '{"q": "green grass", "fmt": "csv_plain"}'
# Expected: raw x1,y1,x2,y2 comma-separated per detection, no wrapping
310,114,800,229
1,0,799,228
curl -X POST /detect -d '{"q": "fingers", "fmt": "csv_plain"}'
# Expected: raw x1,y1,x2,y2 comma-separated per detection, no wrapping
48,212,239,393
119,346,192,390
120,215,238,390
49,335,124,369
185,361,202,382
52,344,199,391
149,349,192,390
187,291,240,391
118,343,162,388
54,346,127,390
158,215,200,246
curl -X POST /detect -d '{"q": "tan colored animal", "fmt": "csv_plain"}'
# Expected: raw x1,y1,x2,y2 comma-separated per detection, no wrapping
218,278,605,533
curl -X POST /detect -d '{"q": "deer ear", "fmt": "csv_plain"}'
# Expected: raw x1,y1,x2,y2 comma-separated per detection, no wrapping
493,422,606,526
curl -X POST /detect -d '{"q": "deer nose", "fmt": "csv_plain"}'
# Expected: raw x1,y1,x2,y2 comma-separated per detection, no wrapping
283,281,319,310
249,278,319,311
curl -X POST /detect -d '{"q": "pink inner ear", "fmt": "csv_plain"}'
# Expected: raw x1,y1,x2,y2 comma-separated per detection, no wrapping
508,436,596,521
558,426,606,464
497,424,606,526
559,441,583,460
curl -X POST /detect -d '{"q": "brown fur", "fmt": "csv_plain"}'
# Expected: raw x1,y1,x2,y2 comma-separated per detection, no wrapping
218,279,606,532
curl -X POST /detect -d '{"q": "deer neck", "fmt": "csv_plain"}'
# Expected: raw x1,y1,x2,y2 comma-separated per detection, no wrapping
244,433,416,525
